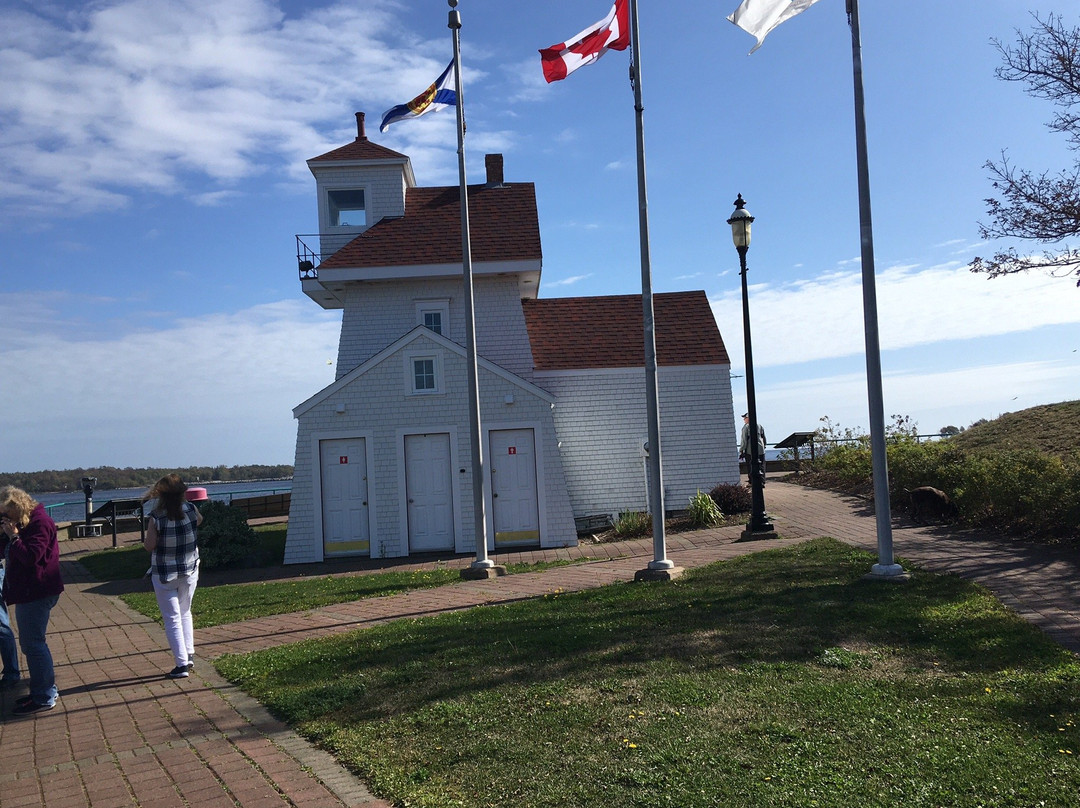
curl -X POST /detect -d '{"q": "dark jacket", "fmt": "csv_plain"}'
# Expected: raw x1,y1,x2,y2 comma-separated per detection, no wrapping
1,504,64,605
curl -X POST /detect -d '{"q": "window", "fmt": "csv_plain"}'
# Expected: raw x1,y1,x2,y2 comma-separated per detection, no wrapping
423,311,443,335
328,189,366,227
413,358,436,392
405,353,443,395
416,300,450,336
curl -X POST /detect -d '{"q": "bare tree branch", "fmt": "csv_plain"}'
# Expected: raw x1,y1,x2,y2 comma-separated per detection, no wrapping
993,12,1080,149
970,247,1080,286
973,13,1080,286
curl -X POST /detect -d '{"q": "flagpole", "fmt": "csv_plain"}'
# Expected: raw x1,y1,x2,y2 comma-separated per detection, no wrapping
628,0,680,582
847,0,904,579
449,0,499,578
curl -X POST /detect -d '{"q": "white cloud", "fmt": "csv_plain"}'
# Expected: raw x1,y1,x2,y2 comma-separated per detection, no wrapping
190,190,241,207
749,359,1078,440
545,274,592,288
717,260,1080,441
0,0,467,218
710,262,1080,369
0,294,340,471
506,56,551,103
553,221,601,233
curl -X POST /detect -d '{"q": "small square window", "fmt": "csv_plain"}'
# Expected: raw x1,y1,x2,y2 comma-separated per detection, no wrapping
413,358,436,391
328,189,366,227
416,300,450,336
423,311,443,334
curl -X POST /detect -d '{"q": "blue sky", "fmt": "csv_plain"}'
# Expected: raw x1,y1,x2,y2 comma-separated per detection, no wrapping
1,0,1077,473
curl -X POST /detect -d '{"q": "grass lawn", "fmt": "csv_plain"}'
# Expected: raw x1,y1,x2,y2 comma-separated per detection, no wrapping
215,538,1080,808
123,567,465,628
118,557,588,628
81,525,597,628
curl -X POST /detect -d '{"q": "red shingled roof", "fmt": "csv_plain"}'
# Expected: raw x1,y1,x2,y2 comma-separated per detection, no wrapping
318,183,542,269
310,113,409,162
522,291,729,370
309,138,409,162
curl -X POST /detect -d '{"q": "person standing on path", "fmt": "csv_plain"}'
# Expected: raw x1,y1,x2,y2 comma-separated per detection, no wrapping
0,555,20,689
739,413,767,489
0,486,64,715
142,474,203,679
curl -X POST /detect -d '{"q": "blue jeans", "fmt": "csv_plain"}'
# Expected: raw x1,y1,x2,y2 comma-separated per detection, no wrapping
14,593,59,706
0,567,20,682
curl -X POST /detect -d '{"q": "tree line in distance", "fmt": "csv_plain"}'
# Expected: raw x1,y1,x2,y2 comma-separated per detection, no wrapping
0,465,294,494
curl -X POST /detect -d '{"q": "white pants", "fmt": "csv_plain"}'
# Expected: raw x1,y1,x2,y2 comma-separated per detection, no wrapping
152,568,198,668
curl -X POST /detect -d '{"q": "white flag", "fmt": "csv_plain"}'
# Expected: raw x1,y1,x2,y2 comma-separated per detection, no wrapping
728,0,821,54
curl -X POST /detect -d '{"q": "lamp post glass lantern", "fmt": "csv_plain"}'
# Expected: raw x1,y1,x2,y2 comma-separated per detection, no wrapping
727,194,774,536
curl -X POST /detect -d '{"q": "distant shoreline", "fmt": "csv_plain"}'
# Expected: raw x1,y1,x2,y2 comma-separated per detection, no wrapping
33,477,294,496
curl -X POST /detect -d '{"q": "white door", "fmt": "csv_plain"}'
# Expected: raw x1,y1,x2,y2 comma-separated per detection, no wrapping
489,428,540,547
320,438,370,556
405,433,455,552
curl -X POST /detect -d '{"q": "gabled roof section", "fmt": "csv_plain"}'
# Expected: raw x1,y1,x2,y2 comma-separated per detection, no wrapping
308,112,409,163
522,291,729,370
294,326,556,418
318,182,541,269
309,139,409,162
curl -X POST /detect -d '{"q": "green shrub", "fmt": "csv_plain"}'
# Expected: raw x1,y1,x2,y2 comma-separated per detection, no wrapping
806,430,1080,541
709,482,752,515
886,439,945,492
814,442,873,486
612,510,651,538
686,490,724,528
197,500,260,569
949,449,1080,538
885,440,973,496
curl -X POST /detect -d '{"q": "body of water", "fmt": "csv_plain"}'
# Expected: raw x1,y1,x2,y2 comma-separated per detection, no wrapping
35,480,292,523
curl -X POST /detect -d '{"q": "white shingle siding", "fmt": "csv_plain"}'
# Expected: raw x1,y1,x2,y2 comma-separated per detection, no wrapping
335,277,534,379
284,426,318,564
536,363,740,521
655,365,741,509
472,278,534,379
312,163,408,255
286,331,575,562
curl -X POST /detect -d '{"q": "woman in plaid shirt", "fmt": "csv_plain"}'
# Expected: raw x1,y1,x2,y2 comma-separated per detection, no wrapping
142,474,203,679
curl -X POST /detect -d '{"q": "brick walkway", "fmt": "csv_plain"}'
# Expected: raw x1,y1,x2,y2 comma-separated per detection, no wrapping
0,480,1076,807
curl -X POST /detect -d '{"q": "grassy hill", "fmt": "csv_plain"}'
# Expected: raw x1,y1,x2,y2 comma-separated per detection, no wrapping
949,400,1080,458
802,400,1079,542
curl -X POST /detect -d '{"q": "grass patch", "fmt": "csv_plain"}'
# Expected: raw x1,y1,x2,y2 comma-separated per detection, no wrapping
215,538,1080,808
123,567,463,628
78,542,157,581
949,399,1080,459
114,547,597,628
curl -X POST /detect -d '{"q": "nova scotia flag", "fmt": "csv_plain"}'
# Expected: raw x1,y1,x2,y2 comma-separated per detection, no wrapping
379,61,457,133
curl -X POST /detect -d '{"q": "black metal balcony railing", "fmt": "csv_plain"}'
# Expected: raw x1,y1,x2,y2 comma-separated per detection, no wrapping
295,235,322,280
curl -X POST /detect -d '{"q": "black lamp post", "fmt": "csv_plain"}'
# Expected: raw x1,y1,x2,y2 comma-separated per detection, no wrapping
727,194,775,538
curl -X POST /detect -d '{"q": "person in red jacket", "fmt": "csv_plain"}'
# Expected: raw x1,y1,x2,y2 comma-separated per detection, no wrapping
0,486,64,715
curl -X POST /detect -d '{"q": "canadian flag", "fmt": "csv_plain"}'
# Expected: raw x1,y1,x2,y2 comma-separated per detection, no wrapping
539,0,630,83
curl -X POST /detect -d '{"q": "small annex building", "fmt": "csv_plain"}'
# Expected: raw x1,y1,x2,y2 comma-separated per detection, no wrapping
284,113,740,564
